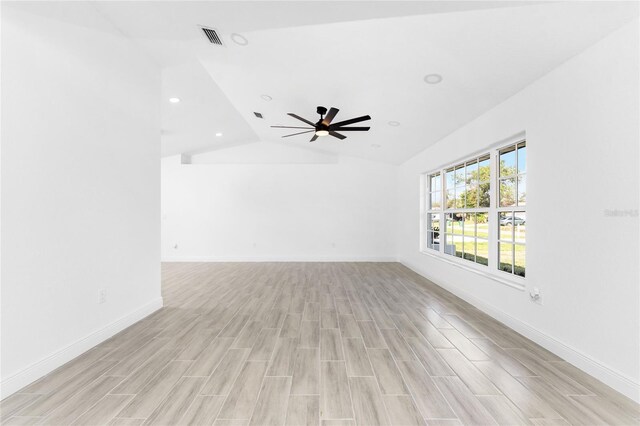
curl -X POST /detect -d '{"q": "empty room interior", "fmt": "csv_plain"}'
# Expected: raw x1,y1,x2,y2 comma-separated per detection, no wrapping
1,1,640,425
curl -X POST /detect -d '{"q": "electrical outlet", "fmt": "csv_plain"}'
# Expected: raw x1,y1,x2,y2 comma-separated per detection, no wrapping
529,287,542,305
98,289,107,304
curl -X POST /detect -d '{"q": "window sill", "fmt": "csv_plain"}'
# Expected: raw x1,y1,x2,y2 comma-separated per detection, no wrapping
419,250,526,291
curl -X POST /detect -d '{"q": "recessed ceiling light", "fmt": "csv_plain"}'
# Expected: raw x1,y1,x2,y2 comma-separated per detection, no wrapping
371,144,381,149
169,97,181,103
215,132,223,137
388,121,400,127
424,74,443,84
261,95,272,101
231,33,249,46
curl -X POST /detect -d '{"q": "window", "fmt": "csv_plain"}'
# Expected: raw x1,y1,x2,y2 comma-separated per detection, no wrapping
422,139,527,280
425,173,441,251
497,141,526,277
442,155,490,266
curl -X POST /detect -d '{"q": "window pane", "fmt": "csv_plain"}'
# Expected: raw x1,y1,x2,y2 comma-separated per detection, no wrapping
445,168,455,190
427,231,438,250
499,146,516,177
465,186,478,208
478,155,490,183
446,189,455,209
517,175,526,206
499,178,516,207
455,165,465,186
466,161,478,185
499,212,513,241
431,191,441,210
463,213,476,237
428,213,440,231
515,245,526,277
476,213,489,238
517,143,526,173
455,186,466,208
445,214,455,234
444,234,456,256
430,173,440,192
451,214,464,234
453,234,464,258
463,236,475,262
435,174,441,189
514,212,526,243
478,183,490,207
499,242,514,274
476,238,489,265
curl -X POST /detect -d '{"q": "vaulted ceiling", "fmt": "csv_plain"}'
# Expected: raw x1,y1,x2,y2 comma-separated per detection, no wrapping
17,1,640,163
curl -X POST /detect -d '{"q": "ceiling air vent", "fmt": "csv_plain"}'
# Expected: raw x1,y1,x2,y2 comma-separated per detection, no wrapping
254,112,264,119
201,27,223,46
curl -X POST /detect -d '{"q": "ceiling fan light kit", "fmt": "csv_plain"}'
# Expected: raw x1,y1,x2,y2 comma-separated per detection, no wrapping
271,106,371,142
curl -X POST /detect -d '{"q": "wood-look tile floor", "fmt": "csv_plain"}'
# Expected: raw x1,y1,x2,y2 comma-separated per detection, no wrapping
2,263,639,425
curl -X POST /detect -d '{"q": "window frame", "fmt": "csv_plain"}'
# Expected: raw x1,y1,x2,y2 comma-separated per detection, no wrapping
443,155,490,265
424,172,441,252
496,141,527,278
420,136,526,290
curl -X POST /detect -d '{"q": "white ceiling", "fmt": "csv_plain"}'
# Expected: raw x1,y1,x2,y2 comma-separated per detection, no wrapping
21,1,640,163
160,61,260,156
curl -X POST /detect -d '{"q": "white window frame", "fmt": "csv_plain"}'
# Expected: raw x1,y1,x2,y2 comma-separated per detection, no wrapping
496,141,527,278
423,171,442,252
420,134,526,291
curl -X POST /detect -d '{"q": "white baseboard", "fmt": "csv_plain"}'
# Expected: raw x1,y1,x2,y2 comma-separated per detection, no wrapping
162,255,398,262
0,297,164,399
400,258,640,404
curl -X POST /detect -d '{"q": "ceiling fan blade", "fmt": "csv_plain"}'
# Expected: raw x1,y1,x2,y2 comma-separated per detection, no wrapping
330,115,371,128
310,134,319,142
329,131,346,140
331,126,370,131
287,113,316,127
322,107,339,126
282,130,315,138
271,125,313,129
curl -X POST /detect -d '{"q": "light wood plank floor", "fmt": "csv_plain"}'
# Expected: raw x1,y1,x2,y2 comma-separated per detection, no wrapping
2,263,639,425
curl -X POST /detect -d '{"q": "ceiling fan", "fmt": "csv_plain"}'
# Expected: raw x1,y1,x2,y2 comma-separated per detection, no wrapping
271,106,371,142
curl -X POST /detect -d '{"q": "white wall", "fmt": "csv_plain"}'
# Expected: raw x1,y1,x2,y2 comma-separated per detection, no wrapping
1,5,161,397
397,20,639,401
162,143,397,261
